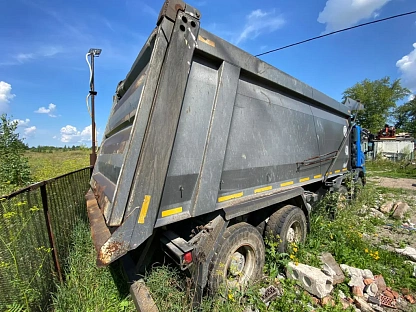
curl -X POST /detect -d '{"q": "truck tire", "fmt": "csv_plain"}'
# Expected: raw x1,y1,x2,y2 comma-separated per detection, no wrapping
265,205,307,253
208,222,265,293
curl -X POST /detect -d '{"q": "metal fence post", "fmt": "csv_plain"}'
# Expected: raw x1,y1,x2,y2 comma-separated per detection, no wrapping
41,184,63,284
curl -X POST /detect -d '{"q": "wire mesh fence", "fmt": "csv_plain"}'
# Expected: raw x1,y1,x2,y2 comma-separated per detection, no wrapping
0,167,92,311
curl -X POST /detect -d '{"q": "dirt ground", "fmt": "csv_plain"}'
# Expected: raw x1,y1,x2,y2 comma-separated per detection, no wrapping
365,177,416,252
367,177,416,190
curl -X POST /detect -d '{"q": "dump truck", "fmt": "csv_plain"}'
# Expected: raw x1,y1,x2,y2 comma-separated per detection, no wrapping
85,0,367,300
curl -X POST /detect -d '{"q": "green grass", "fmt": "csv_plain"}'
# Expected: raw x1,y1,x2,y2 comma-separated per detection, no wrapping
26,150,90,182
51,221,135,312
49,159,416,311
366,158,416,179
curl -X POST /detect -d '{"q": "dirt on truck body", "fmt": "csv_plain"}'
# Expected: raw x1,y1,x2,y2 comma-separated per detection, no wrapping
86,0,368,304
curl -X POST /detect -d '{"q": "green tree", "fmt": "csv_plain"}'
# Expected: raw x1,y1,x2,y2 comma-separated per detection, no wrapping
343,77,410,133
0,114,32,187
394,96,416,134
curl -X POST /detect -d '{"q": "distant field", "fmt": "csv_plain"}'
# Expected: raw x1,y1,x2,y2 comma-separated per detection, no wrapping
26,150,90,182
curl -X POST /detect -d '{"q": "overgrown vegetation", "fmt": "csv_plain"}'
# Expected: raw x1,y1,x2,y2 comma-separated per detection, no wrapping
51,221,135,312
366,159,416,179
0,113,90,196
0,114,32,195
26,150,89,182
52,181,414,312
139,183,416,311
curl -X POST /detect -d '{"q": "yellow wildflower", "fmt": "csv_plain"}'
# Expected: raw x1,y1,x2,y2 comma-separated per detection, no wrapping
365,248,368,253
293,247,298,253
290,254,295,260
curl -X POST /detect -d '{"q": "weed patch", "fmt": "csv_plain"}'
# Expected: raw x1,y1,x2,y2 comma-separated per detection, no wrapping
51,220,135,312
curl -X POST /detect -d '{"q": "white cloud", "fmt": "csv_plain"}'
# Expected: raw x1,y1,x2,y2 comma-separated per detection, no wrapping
23,126,36,136
14,118,31,127
396,43,416,92
0,46,63,66
409,94,415,101
235,9,285,45
0,81,16,113
318,0,390,33
16,53,35,63
35,103,57,117
60,125,93,143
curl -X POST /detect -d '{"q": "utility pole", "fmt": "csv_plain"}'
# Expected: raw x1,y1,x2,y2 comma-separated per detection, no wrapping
87,48,101,167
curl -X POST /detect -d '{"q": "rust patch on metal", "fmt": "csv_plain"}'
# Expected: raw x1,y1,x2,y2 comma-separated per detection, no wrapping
198,35,215,47
97,240,129,267
86,190,112,266
174,3,184,11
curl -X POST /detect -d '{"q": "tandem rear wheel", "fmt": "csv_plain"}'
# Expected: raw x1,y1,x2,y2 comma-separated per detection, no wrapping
207,222,265,293
265,205,307,253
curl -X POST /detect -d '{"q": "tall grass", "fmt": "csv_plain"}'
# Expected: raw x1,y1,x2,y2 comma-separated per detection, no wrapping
366,158,416,179
26,150,90,182
50,182,416,311
51,221,135,312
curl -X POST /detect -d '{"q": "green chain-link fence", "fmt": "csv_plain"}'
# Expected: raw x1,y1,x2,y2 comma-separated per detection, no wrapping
0,167,92,311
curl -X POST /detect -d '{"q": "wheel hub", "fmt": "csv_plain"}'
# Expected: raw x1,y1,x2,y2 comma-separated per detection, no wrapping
229,251,245,276
287,222,301,243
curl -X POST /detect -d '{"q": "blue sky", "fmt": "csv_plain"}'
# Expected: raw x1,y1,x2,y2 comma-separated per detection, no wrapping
1,0,415,147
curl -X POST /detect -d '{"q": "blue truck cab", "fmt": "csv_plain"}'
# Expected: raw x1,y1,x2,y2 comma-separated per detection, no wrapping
351,125,367,184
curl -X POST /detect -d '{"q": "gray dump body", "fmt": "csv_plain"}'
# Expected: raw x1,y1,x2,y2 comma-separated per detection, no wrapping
88,0,351,266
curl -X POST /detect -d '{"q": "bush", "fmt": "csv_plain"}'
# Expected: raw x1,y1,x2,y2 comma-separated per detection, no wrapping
0,114,32,195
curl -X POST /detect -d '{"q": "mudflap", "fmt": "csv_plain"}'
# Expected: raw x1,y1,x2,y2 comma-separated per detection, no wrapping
188,213,229,306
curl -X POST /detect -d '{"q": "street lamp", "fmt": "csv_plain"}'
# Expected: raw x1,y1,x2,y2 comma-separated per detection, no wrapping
86,48,102,167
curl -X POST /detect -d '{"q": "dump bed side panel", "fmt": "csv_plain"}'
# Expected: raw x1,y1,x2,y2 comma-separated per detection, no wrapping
154,28,350,226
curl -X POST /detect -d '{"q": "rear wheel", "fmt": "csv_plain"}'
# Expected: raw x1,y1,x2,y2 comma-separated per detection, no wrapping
265,205,307,253
208,222,265,293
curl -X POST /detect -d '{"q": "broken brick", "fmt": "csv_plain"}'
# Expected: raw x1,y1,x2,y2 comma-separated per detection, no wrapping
341,299,351,310
401,288,410,295
321,296,335,306
383,290,395,299
363,278,374,285
352,286,364,297
404,295,415,304
391,290,399,299
374,275,386,293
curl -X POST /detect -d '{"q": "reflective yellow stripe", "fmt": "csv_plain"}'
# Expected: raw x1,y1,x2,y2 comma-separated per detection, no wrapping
281,181,294,187
335,170,341,173
314,174,322,179
218,192,243,202
138,195,151,224
329,172,332,175
161,207,183,218
254,186,272,194
299,177,310,182
342,168,348,172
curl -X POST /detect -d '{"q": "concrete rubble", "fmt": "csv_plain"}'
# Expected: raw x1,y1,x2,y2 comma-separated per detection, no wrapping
380,201,394,214
392,202,409,220
340,264,374,280
283,255,416,312
395,246,416,261
286,262,333,298
319,252,345,284
369,208,386,219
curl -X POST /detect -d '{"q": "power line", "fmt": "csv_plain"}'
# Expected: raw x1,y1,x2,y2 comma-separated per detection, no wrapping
255,10,416,57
